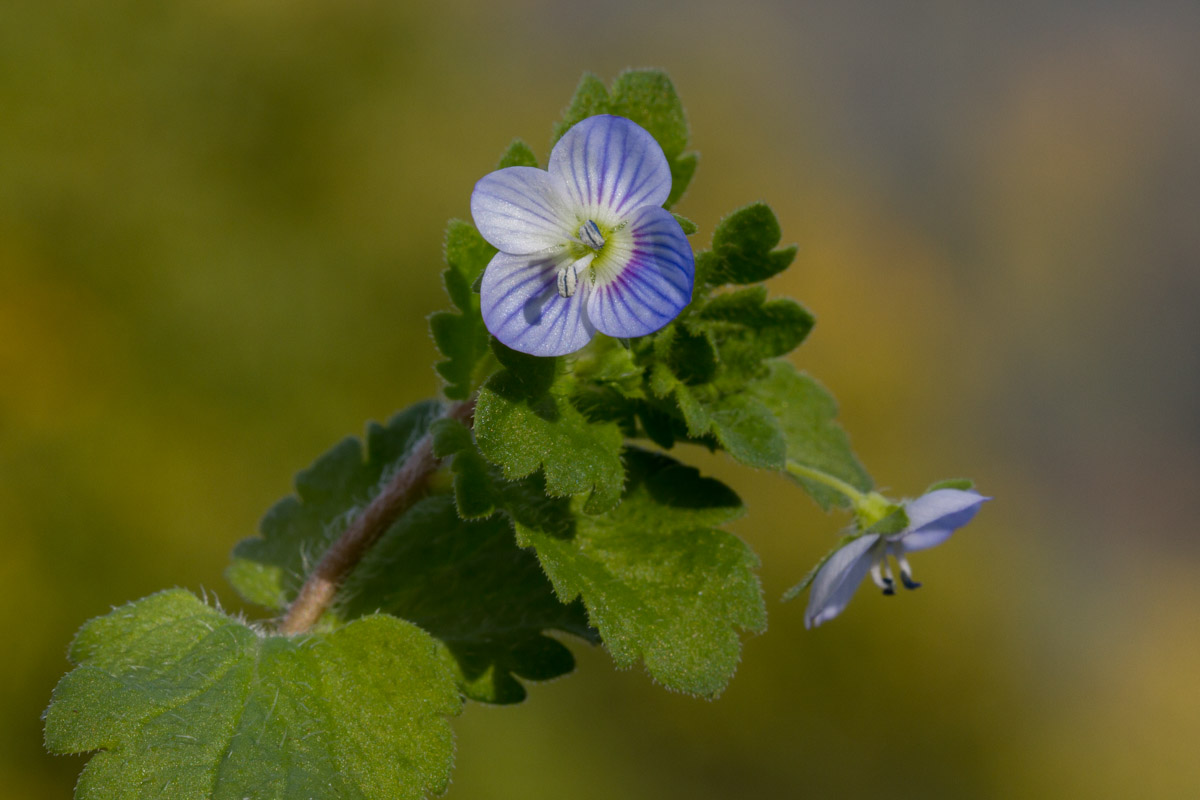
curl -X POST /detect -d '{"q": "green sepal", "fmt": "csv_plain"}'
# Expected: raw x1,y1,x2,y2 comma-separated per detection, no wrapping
44,590,460,800
749,361,873,509
474,341,625,513
228,400,594,704
432,220,495,399
925,478,975,493
701,203,797,286
864,506,909,535
513,448,766,697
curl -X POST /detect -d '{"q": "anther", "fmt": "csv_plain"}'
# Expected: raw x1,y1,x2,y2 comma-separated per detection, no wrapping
578,220,605,250
556,264,579,298
870,563,894,594
897,554,922,590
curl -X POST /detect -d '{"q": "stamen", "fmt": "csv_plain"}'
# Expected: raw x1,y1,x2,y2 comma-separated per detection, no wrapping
877,557,896,596
870,563,894,593
897,554,922,590
556,263,579,298
578,219,605,250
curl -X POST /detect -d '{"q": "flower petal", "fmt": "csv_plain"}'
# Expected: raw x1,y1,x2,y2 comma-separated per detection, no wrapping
471,167,575,255
585,206,694,338
548,115,672,222
893,489,990,552
480,251,596,357
804,534,881,629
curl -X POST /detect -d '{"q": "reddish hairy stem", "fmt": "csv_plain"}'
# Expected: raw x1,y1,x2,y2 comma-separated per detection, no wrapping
277,398,476,635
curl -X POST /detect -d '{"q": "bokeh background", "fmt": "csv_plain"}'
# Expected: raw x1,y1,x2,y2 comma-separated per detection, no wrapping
4,1,1198,797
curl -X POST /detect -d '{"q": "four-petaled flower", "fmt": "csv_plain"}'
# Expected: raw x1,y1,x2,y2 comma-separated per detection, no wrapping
471,114,694,357
804,489,990,628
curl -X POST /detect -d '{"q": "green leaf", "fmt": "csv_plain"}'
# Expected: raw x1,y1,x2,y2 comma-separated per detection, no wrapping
552,72,610,145
432,221,495,400
228,401,594,704
702,203,797,286
705,393,788,469
340,494,597,704
749,361,873,509
45,590,460,800
660,324,717,386
474,342,625,513
513,449,765,697
666,151,699,208
496,138,538,169
551,69,698,210
228,400,443,611
607,69,689,159
672,212,698,236
647,362,786,470
689,286,814,381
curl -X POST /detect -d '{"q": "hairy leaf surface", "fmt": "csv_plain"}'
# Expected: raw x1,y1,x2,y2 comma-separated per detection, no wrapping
45,590,460,800
228,400,592,703
514,449,766,697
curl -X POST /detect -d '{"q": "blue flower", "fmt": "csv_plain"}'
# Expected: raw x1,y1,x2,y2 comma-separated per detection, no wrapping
804,489,990,628
471,115,694,357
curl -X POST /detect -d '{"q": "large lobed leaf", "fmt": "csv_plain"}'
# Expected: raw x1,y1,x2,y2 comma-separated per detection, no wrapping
513,448,766,697
228,399,593,704
436,420,765,697
474,342,625,513
44,590,460,800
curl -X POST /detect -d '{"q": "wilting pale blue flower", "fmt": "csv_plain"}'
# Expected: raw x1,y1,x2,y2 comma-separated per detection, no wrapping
804,489,990,629
471,115,694,356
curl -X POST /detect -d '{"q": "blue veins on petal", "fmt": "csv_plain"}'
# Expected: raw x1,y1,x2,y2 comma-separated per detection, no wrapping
549,114,673,220
471,115,693,356
480,251,596,357
470,167,575,255
587,206,693,339
803,489,990,629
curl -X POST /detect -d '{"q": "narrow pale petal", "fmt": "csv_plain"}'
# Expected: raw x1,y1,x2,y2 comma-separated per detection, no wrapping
548,115,673,222
471,167,576,255
804,534,881,629
480,251,596,356
585,206,694,338
894,489,990,552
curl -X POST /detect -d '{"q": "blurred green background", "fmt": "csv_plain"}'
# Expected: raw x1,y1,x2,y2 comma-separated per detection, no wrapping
4,1,1198,797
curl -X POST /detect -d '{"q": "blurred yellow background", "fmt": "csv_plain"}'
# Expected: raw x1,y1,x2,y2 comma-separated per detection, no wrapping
4,1,1198,797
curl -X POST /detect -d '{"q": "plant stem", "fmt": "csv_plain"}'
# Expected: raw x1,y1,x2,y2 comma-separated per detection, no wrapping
785,461,869,507
277,398,476,635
